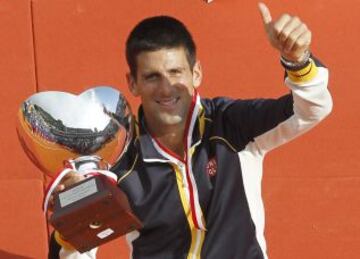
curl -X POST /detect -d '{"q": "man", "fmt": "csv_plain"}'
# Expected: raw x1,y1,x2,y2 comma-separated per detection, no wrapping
49,2,332,259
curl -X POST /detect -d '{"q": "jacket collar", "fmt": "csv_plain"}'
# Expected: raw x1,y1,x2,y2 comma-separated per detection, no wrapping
136,91,204,163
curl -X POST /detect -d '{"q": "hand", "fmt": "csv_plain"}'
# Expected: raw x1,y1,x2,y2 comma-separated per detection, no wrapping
48,171,86,211
55,171,86,192
258,2,311,62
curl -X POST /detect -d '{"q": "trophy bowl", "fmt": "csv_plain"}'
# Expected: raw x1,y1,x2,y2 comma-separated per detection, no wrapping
16,86,142,253
17,86,132,177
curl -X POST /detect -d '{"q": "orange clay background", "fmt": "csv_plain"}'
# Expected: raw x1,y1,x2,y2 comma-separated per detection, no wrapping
0,0,359,258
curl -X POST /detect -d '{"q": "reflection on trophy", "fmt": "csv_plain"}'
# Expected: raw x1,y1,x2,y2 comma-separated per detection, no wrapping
16,86,142,253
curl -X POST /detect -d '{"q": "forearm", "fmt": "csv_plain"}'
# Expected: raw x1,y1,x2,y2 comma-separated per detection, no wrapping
285,56,333,122
253,56,332,153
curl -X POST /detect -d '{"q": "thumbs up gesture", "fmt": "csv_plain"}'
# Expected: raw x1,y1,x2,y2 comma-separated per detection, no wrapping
258,2,311,63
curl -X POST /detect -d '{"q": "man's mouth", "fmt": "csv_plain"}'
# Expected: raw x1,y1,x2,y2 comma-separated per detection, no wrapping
156,97,180,106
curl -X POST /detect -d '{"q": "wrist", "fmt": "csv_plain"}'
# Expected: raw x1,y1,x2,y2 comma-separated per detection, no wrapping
280,50,311,71
284,57,318,83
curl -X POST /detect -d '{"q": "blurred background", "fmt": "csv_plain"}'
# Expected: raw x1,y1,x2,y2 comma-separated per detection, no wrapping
0,0,359,258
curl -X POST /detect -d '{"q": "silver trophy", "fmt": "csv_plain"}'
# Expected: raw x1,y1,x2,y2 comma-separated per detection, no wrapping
16,86,142,253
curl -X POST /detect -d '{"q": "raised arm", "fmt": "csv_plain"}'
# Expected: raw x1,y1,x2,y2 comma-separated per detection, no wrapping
252,2,333,153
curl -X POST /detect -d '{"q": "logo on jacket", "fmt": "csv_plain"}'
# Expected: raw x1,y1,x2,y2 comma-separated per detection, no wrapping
206,157,217,177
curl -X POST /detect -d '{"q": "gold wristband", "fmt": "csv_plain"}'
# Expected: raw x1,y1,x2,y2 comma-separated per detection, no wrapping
286,59,318,83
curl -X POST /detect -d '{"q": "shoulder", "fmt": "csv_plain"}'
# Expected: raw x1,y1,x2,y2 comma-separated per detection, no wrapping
200,96,263,122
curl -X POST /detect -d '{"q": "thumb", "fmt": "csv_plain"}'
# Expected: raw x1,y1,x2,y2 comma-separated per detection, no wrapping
55,184,65,192
258,2,272,26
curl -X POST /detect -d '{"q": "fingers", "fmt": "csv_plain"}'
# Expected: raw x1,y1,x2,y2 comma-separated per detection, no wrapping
47,173,85,211
291,30,311,59
258,2,272,26
49,185,62,211
273,14,311,60
283,24,310,53
276,15,300,43
55,183,66,192
61,172,85,187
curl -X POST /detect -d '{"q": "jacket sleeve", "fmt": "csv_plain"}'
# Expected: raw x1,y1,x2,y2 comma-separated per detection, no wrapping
57,249,97,259
214,55,332,154
252,56,333,154
48,231,98,259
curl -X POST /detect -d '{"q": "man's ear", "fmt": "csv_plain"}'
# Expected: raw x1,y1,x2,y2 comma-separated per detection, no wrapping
126,73,139,96
192,61,203,88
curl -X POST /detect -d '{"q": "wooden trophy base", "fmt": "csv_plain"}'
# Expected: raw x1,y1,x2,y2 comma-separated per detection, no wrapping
50,175,142,253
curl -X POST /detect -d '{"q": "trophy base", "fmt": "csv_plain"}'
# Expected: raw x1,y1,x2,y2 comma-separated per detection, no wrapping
50,175,142,253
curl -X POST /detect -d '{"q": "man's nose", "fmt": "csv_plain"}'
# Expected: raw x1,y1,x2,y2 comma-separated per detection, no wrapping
158,76,175,95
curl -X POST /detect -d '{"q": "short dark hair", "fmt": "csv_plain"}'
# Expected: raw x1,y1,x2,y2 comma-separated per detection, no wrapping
126,16,197,78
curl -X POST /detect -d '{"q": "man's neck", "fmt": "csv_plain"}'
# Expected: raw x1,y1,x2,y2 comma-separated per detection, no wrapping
146,120,186,159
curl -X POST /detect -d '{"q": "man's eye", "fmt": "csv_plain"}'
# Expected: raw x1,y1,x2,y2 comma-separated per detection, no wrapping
145,74,159,81
170,69,182,76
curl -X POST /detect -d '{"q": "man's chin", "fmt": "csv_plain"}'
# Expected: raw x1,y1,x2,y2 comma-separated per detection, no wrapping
158,114,183,126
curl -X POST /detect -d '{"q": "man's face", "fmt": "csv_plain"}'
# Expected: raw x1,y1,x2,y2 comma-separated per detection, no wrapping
127,47,202,132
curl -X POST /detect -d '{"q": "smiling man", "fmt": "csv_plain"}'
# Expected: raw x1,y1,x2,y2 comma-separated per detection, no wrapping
126,46,202,157
49,3,332,259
